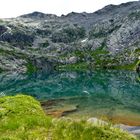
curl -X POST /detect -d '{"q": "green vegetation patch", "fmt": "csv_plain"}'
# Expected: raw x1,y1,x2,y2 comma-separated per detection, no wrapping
0,95,137,140
113,63,137,70
0,95,52,139
58,62,90,71
26,61,38,73
112,60,140,71
51,119,136,140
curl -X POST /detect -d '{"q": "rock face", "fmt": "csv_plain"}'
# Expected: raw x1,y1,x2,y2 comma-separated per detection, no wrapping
0,1,140,72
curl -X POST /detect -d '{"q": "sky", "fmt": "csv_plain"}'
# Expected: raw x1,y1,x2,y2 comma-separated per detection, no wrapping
0,0,138,18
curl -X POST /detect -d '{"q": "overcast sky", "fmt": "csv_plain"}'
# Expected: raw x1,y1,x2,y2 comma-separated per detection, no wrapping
0,0,138,18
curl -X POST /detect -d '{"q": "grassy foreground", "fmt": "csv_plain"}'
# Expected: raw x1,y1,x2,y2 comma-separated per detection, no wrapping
0,95,137,140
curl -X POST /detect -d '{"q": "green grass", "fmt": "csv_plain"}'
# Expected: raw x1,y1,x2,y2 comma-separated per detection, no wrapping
51,118,137,140
112,63,137,70
113,60,140,71
0,95,52,139
26,61,38,73
0,95,137,140
57,62,90,71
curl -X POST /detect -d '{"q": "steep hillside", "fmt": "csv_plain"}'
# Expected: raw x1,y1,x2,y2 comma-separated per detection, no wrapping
0,1,140,72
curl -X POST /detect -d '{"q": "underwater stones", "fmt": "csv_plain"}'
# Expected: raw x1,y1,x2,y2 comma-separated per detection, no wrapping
41,100,78,117
46,105,77,117
47,105,77,117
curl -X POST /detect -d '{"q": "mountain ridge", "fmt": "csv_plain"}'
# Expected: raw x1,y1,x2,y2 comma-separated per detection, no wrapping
19,1,140,18
0,1,140,73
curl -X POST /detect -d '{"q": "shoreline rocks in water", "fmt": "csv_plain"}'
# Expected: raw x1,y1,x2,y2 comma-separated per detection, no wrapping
1,94,137,140
116,124,140,136
88,117,140,136
41,100,78,117
41,99,140,136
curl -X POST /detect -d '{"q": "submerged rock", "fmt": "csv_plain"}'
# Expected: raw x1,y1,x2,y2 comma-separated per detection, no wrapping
41,100,78,117
46,104,77,117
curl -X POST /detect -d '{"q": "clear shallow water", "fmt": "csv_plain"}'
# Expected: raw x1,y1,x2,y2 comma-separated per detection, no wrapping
0,70,140,125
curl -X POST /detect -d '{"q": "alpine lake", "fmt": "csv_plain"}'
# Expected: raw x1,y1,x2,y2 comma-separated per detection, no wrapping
0,70,140,126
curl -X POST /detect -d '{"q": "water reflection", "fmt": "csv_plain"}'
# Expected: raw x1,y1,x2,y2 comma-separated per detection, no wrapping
0,70,140,100
0,70,140,124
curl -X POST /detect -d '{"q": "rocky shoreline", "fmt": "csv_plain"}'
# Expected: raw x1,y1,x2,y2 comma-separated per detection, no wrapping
1,95,136,140
87,118,140,136
41,99,140,137
117,124,140,136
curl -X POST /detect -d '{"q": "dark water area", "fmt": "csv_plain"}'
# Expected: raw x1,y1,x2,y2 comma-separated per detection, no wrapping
0,70,140,125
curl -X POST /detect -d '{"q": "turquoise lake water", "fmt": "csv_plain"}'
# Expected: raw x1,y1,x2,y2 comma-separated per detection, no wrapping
0,70,140,125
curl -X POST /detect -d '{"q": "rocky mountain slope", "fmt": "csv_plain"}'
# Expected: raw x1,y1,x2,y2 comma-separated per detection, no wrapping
0,1,140,73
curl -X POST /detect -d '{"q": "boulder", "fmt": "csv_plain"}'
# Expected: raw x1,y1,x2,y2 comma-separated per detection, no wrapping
87,118,108,125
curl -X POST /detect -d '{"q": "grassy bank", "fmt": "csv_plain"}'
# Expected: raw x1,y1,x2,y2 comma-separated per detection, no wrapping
0,95,137,140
